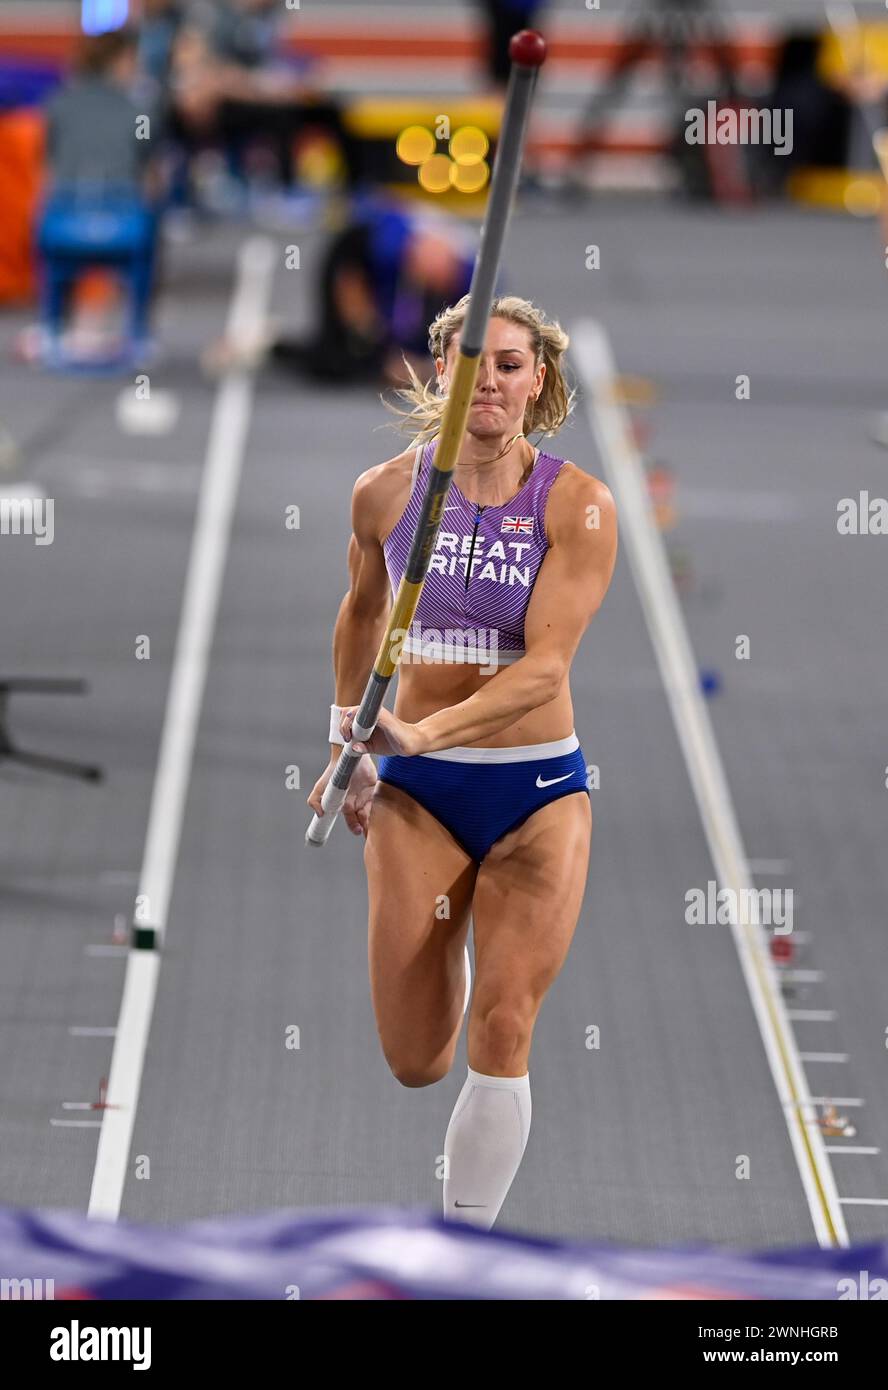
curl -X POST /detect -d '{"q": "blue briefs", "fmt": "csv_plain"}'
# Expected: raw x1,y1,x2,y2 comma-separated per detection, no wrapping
376,732,589,863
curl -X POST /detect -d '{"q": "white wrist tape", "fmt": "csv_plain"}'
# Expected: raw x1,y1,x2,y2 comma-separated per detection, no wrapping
329,703,346,745
330,703,375,749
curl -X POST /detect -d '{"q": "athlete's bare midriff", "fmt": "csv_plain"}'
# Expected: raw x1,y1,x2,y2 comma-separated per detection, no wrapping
393,663,576,750
376,447,577,750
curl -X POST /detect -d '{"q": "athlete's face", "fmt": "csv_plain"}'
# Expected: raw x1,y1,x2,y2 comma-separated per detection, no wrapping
437,318,545,439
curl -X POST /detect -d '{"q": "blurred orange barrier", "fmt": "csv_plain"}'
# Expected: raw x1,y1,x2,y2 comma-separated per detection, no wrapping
0,108,45,304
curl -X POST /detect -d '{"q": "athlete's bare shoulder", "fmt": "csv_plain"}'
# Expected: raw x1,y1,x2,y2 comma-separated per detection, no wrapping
544,456,616,546
352,444,420,543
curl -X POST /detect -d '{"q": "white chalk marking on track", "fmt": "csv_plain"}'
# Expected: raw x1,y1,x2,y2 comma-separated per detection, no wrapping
806,1097,864,1107
839,1197,888,1206
51,1120,102,1129
87,236,276,1222
799,1053,849,1064
825,1147,881,1155
573,319,849,1249
69,1027,117,1037
786,1011,837,1022
115,388,181,437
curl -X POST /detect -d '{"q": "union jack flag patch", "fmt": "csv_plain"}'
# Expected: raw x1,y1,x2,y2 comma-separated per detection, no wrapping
501,516,533,534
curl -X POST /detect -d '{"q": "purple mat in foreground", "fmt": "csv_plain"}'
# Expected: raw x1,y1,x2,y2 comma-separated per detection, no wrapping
1,1206,885,1300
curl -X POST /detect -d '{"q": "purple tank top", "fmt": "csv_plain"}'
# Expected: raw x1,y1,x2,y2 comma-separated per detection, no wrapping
383,436,566,666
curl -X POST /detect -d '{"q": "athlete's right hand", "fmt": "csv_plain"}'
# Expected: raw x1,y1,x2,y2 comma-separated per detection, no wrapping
307,754,378,838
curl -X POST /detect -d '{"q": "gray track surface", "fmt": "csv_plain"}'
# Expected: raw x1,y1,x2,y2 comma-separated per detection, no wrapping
1,197,886,1247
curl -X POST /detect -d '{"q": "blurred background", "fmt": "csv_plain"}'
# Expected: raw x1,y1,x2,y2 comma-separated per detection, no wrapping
1,0,888,1295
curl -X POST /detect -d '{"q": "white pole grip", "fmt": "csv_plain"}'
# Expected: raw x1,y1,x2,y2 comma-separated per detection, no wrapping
320,775,349,817
305,810,334,846
304,740,365,846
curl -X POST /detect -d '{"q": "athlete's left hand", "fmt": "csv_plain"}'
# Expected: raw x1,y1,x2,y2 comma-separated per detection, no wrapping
339,705,424,757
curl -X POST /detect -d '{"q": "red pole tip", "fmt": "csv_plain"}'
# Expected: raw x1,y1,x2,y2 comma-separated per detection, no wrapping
509,29,547,68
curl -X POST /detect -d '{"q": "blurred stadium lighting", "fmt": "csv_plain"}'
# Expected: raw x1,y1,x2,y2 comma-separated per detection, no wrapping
82,0,130,37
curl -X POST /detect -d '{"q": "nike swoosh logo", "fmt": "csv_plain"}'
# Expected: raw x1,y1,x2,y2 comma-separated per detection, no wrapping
536,772,575,788
454,1202,486,1208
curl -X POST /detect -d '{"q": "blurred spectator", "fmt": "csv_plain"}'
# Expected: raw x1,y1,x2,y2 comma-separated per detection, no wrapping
817,17,888,169
44,26,155,191
478,0,549,89
136,1,190,220
139,0,185,90
203,197,479,385
758,34,850,192
171,0,364,192
37,26,160,360
210,0,281,69
818,19,888,109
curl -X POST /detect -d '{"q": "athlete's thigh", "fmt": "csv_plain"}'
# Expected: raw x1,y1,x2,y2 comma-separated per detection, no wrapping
364,779,477,1068
471,791,592,1007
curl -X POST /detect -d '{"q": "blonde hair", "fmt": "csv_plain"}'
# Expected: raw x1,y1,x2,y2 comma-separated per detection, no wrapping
381,293,576,446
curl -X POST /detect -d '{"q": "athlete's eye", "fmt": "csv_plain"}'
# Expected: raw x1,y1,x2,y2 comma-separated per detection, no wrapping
499,362,520,371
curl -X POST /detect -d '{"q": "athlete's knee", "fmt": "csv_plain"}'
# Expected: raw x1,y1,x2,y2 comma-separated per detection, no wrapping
473,999,534,1059
389,1057,450,1089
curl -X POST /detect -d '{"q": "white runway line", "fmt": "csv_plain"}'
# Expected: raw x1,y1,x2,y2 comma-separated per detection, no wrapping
572,319,849,1250
87,237,276,1222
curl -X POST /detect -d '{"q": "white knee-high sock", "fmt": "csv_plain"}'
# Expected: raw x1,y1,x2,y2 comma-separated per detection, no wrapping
443,1066,531,1230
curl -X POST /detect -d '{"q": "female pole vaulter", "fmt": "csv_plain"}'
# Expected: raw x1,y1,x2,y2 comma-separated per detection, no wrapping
308,293,618,1228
